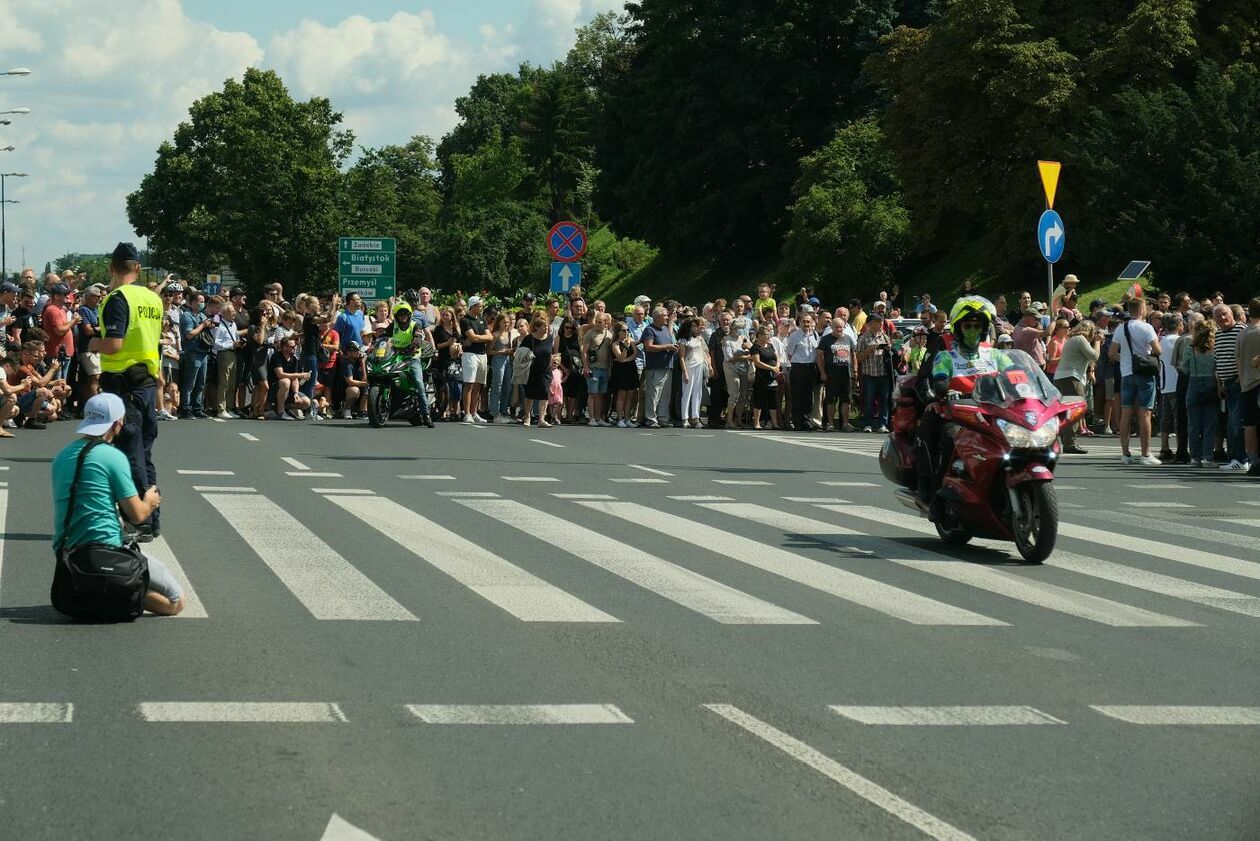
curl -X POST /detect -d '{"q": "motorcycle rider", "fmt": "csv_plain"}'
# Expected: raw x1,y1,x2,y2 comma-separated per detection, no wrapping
915,296,1016,518
388,300,435,428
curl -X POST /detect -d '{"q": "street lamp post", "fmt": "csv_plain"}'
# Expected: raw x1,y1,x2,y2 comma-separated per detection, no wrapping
1,173,28,281
3,69,32,77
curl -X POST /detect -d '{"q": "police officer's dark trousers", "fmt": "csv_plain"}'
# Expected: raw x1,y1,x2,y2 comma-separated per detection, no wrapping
103,375,160,533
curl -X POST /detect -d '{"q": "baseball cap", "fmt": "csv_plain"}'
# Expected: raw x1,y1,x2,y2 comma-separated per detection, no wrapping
633,295,652,305
808,296,821,306
996,333,1014,346
111,242,141,263
77,393,127,437
522,292,536,301
1089,298,1107,311
346,341,362,351
84,284,106,297
799,304,815,314
468,295,483,308
49,283,70,296
872,300,887,310
0,281,19,294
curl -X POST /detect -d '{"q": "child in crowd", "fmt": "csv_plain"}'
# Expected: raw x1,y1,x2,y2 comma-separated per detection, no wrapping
547,352,565,426
158,316,181,420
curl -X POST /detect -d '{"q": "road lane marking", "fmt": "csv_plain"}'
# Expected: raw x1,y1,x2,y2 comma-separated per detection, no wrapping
1073,507,1260,556
239,433,259,442
553,493,617,500
406,704,633,724
714,479,772,486
819,481,878,487
1127,484,1191,490
710,503,1193,627
459,498,815,624
322,814,382,841
176,470,236,476
783,497,850,504
199,492,416,621
0,703,73,723
435,491,500,498
192,486,257,493
501,476,560,482
579,501,1002,626
609,478,668,484
530,438,565,448
323,493,617,623
705,704,977,841
668,495,734,502
0,486,7,605
398,474,456,481
211,417,226,423
286,471,344,478
282,457,310,471
145,536,208,618
312,488,374,495
1057,520,1260,582
631,465,675,477
1091,706,1260,725
139,702,347,723
1124,501,1193,508
830,706,1066,726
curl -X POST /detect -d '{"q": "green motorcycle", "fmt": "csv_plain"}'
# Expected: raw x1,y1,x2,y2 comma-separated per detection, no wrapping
365,339,432,428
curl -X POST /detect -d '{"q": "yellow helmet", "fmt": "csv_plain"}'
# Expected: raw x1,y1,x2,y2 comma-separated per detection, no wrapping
949,295,996,335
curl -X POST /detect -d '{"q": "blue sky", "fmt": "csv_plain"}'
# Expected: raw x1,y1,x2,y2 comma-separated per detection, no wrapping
0,0,619,275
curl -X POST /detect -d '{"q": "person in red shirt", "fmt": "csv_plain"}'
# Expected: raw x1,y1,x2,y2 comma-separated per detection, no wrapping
41,283,81,380
316,322,340,419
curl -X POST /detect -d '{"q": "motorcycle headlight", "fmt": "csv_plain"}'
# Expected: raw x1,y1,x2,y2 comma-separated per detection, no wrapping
997,417,1059,448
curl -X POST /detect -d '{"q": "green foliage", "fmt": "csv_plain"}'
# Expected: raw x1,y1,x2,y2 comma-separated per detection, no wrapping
127,68,352,295
52,253,111,286
1074,61,1260,294
783,117,910,299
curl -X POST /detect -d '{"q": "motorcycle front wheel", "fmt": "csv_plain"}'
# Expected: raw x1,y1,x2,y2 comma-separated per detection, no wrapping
368,384,390,428
1012,482,1057,564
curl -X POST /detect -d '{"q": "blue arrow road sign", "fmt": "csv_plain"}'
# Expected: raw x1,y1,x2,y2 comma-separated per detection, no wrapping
1037,210,1065,264
551,261,582,293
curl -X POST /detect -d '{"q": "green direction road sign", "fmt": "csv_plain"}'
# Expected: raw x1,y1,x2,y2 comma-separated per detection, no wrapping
338,237,396,302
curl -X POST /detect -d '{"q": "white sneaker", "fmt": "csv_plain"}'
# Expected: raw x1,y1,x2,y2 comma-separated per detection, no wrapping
216,411,233,420
462,413,475,424
1137,454,1162,466
274,411,290,421
310,413,321,422
494,416,513,425
861,426,873,433
877,426,890,434
616,419,628,428
474,414,488,424
1220,459,1246,471
1120,454,1136,464
3,419,15,429
341,408,351,420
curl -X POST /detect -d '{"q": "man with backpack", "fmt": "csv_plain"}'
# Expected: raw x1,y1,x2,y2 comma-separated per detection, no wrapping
51,392,183,619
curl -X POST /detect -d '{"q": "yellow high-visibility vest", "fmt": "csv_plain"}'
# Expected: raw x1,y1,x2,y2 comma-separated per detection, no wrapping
98,283,163,379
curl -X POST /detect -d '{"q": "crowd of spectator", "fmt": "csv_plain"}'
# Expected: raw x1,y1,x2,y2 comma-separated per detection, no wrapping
3,268,1258,478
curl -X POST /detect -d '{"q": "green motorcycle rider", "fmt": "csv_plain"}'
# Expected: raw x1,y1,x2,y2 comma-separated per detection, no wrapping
389,301,435,427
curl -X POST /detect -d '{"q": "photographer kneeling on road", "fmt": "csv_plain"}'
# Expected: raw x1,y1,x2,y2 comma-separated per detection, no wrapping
51,393,183,618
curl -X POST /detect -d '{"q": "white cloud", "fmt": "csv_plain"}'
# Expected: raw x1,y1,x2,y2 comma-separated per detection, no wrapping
0,0,612,272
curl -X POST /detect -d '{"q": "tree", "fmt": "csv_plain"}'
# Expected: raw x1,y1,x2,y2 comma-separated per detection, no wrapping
783,118,910,298
127,68,353,294
343,136,443,289
597,0,901,260
1073,61,1260,296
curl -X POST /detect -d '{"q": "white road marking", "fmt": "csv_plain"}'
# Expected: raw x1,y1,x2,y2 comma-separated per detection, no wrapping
460,498,815,625
609,478,669,484
0,703,73,723
530,438,565,448
712,503,1193,627
783,497,850,504
312,488,374,495
501,476,560,482
1123,501,1193,508
139,702,347,723
398,474,456,481
1127,484,1190,490
435,491,500,498
286,471,344,478
668,495,734,502
714,479,772,486
239,433,259,442
176,470,236,476
1091,706,1260,725
211,417,226,423
830,706,1066,726
553,493,617,500
1222,518,1260,530
322,814,382,841
705,704,977,841
0,466,8,470
630,464,675,477
407,704,633,724
580,501,1002,626
192,486,257,493
1058,520,1260,582
282,457,310,471
1054,485,1086,490
1072,508,1260,555
145,536,208,618
0,487,7,605
324,494,617,623
819,481,879,487
200,492,416,621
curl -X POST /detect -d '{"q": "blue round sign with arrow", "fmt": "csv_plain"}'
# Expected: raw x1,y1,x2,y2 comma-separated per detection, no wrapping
1037,210,1065,264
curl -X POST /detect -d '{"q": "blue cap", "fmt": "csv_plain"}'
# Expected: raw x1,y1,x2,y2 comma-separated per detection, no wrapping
111,242,140,263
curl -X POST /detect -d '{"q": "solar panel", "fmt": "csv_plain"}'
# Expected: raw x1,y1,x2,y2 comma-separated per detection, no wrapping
1116,261,1151,281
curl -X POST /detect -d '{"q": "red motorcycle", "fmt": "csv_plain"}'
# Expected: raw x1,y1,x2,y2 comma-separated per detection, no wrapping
879,350,1088,563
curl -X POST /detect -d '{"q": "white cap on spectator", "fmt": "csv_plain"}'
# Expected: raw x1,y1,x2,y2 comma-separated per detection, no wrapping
634,295,651,305
468,296,483,308
77,393,126,437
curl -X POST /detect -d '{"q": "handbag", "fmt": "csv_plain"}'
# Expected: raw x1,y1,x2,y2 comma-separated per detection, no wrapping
1124,321,1159,376
50,441,149,622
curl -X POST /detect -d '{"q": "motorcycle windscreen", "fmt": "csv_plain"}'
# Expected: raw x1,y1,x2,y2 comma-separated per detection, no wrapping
972,350,1061,408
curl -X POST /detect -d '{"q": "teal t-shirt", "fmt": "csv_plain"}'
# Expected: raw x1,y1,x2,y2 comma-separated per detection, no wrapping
51,440,137,550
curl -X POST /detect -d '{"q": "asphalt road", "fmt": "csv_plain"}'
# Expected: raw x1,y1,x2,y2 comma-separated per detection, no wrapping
1,417,1258,840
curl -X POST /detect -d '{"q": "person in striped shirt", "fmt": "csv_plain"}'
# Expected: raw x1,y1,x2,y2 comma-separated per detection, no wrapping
1213,304,1248,470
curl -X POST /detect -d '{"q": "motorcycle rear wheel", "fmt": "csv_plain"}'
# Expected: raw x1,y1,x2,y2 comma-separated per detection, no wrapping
934,515,973,546
1012,482,1057,564
368,385,390,428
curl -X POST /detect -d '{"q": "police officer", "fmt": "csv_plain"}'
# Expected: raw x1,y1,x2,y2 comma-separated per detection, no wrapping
90,243,164,541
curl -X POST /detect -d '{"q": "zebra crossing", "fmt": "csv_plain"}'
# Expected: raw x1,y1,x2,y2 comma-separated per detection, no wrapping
13,470,1256,634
